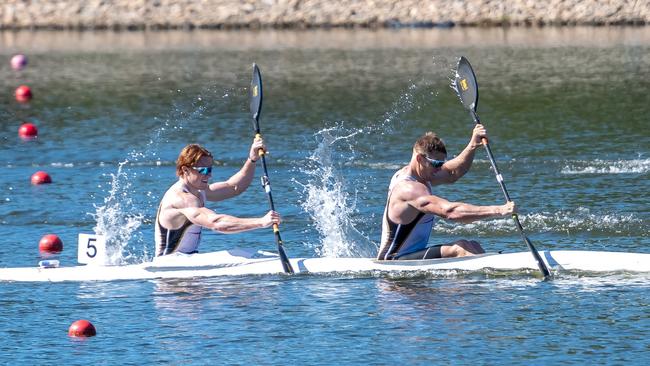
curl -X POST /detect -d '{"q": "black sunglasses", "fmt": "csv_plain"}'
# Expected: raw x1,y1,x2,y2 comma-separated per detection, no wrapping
423,156,446,168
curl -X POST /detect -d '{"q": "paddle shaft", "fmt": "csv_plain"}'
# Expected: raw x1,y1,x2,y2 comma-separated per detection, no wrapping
254,133,293,274
469,109,551,279
250,63,293,274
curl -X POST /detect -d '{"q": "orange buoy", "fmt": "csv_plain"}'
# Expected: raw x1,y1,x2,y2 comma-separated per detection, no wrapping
68,320,97,337
11,54,28,71
15,85,32,103
31,171,52,185
39,234,63,253
18,122,38,140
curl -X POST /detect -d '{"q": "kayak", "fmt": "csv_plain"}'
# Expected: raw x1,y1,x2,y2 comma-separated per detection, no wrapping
1,248,649,282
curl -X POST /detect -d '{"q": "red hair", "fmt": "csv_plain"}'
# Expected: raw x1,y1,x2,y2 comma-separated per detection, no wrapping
176,144,213,177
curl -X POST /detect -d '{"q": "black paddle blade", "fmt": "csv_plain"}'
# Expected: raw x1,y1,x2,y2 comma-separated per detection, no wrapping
249,63,263,133
453,56,479,112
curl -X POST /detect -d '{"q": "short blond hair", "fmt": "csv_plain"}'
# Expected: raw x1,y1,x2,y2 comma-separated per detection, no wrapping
413,132,447,156
176,144,213,177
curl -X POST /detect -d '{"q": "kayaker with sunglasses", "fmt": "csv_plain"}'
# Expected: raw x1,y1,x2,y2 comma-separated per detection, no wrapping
155,139,280,257
377,124,516,260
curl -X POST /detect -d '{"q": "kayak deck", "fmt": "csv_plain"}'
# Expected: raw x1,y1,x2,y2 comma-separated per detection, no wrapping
1,249,649,282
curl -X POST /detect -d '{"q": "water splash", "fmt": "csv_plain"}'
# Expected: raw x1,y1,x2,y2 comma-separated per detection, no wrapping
297,126,375,258
296,83,428,258
91,161,144,265
373,83,421,135
522,208,645,235
561,158,650,175
435,207,646,236
343,160,404,170
89,91,210,264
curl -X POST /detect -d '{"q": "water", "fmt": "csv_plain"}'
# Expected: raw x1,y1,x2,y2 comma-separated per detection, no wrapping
1,28,649,364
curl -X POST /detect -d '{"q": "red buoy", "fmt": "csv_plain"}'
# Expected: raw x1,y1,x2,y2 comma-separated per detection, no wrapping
18,122,38,140
11,54,28,71
15,85,32,103
31,171,52,185
68,320,97,337
39,234,63,253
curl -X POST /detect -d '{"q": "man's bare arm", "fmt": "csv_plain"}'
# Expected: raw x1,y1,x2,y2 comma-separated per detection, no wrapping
410,195,515,224
205,158,257,201
205,137,266,201
438,124,485,184
179,207,278,233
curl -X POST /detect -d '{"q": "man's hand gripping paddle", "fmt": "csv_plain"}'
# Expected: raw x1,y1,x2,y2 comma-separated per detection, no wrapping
249,63,294,274
453,56,551,280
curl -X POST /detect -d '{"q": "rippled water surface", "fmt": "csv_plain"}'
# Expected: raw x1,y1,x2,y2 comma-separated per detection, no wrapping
0,28,649,364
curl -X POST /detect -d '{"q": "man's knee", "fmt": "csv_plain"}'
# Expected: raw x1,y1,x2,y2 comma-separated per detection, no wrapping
441,242,470,257
452,240,484,256
467,240,485,254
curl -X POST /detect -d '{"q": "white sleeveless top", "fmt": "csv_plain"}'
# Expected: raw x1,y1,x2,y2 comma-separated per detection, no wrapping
377,171,437,260
154,189,205,256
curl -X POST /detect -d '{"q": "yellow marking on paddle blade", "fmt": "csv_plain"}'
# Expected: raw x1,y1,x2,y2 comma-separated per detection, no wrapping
252,85,258,97
460,78,469,91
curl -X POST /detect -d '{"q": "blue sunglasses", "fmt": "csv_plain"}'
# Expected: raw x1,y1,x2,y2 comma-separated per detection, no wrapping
192,166,212,175
423,156,446,168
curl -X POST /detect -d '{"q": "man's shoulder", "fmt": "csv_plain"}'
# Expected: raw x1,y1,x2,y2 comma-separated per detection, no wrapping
161,185,201,210
392,179,429,200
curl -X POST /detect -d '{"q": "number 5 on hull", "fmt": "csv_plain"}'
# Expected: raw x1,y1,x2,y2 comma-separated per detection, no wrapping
78,233,107,265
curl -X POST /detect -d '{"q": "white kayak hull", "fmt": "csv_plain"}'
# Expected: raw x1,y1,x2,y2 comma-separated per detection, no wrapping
1,249,649,282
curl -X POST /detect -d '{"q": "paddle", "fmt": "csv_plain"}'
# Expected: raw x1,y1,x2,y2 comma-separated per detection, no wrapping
249,63,294,274
453,56,551,279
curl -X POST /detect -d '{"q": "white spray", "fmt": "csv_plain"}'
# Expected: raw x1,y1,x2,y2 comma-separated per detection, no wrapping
89,93,211,264
298,82,430,257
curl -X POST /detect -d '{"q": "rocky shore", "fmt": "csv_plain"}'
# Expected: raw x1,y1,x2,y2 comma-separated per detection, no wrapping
1,0,648,30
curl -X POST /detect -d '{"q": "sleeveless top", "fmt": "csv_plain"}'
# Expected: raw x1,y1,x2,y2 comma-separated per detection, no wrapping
154,189,206,256
377,171,437,260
